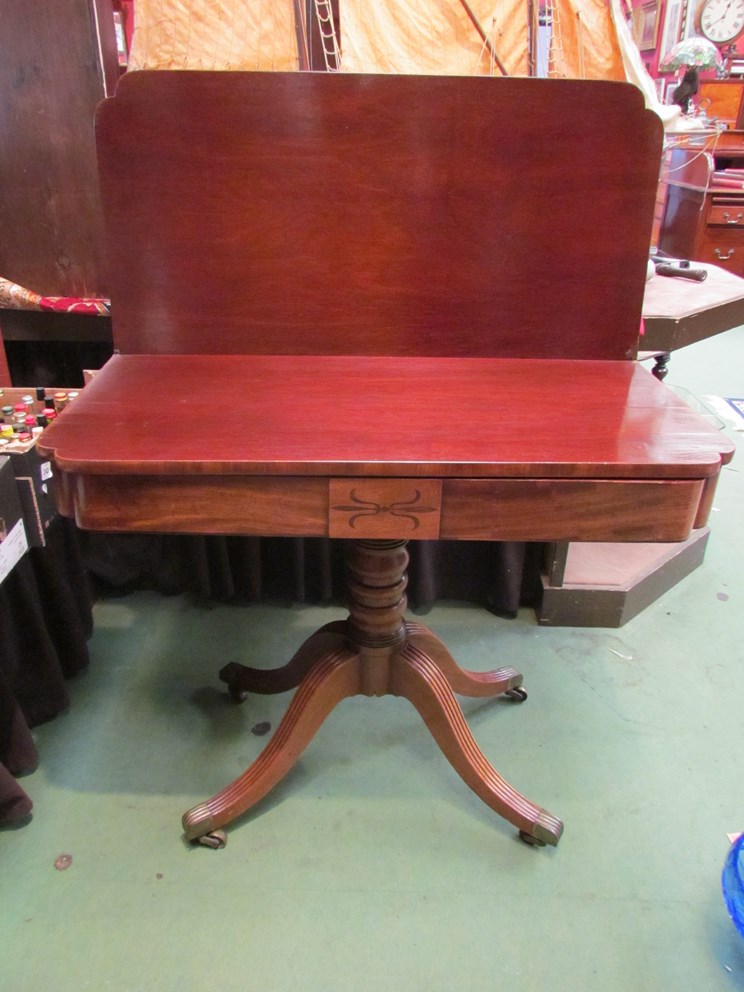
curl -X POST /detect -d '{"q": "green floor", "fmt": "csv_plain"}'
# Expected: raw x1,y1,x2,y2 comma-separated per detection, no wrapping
2,331,744,991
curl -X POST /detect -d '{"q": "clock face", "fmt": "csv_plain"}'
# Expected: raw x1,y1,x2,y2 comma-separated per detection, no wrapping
699,0,744,44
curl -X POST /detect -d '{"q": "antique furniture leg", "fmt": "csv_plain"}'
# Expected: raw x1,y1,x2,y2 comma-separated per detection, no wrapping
184,538,562,848
404,621,527,701
341,539,561,845
219,621,348,700
652,351,671,380
182,640,361,846
390,642,563,846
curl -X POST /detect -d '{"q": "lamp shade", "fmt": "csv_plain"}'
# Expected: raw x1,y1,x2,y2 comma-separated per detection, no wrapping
659,37,724,72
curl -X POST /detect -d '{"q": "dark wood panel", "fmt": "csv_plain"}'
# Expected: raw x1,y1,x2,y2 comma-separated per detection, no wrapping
440,478,704,542
53,471,704,542
66,475,330,534
95,72,662,359
0,310,112,344
0,0,115,298
0,330,10,386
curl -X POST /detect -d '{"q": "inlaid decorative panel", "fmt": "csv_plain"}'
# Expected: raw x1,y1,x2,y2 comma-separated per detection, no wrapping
328,479,442,538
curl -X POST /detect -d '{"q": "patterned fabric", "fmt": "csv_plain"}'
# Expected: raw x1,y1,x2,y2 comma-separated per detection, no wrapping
128,0,299,71
0,278,110,316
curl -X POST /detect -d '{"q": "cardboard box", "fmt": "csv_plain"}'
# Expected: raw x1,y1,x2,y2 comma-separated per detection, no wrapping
0,455,29,585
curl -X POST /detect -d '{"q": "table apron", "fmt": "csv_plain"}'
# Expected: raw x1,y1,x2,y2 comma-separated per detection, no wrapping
58,473,709,543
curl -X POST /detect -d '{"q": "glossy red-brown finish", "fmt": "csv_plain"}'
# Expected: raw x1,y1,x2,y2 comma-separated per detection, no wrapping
185,540,562,846
39,354,733,478
52,472,708,542
39,353,733,541
95,71,660,360
38,72,735,848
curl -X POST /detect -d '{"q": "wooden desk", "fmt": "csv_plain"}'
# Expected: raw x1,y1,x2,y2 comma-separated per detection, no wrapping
37,71,734,850
659,130,744,277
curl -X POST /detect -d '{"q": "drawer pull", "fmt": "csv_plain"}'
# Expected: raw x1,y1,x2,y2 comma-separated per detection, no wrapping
714,247,736,260
723,211,744,224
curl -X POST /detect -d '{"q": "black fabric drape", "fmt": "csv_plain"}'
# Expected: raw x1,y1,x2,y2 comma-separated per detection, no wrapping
0,518,93,827
80,533,543,616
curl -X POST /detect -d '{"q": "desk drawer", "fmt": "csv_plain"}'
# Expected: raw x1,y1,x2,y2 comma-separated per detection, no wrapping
440,479,704,542
709,203,744,226
701,227,744,274
64,474,330,535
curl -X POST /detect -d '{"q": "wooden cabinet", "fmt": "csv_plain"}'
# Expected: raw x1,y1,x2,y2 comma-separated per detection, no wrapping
658,131,744,276
698,80,744,129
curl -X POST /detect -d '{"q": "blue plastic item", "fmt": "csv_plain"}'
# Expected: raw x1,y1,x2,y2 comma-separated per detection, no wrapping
722,834,744,938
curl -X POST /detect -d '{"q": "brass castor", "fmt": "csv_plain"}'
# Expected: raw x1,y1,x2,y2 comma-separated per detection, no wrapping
505,686,528,702
197,829,227,849
519,830,546,847
220,662,250,704
227,684,249,704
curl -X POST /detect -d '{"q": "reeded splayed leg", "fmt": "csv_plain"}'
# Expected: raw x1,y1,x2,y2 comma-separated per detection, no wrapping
404,621,525,699
345,539,561,847
182,643,360,842
390,641,563,847
219,621,349,698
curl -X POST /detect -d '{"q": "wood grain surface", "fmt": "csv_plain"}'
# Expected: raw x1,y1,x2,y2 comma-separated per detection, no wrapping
38,354,733,478
94,71,662,360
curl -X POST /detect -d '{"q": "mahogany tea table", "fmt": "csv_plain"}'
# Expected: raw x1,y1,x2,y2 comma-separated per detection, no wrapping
39,354,734,848
37,71,735,849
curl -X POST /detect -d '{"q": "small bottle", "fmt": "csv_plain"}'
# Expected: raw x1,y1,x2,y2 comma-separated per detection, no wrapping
1,405,13,423
43,407,57,421
53,391,69,412
21,394,35,413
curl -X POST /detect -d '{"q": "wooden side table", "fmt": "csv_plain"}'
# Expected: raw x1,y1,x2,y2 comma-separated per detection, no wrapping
38,71,734,850
40,355,734,847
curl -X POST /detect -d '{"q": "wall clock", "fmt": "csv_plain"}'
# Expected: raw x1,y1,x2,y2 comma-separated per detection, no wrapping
695,0,744,45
